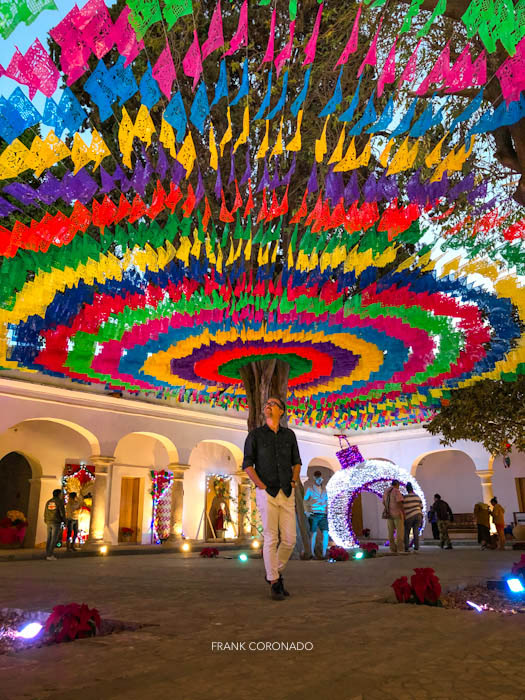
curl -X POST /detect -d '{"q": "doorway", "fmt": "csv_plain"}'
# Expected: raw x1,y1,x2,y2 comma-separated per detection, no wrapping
516,478,525,511
0,452,31,519
118,477,142,543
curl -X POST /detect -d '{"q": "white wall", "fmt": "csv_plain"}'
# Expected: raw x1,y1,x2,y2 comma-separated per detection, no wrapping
492,451,525,522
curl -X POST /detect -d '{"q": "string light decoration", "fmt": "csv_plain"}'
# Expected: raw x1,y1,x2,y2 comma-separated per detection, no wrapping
150,469,173,544
327,452,426,548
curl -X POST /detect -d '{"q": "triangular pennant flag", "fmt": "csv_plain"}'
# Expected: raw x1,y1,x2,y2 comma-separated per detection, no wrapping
261,7,277,65
303,2,323,66
357,17,383,77
335,5,361,68
202,0,224,60
224,0,248,56
153,40,176,99
182,29,203,92
275,20,295,76
211,59,228,106
377,39,397,97
230,58,249,106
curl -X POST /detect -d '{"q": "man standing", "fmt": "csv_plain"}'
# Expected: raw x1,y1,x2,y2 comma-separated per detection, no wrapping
403,482,423,552
243,397,301,601
65,492,83,551
490,497,506,550
304,471,329,559
44,489,66,560
474,500,491,550
383,479,405,554
430,493,454,550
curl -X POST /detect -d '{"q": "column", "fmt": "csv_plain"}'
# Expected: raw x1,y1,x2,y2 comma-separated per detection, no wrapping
476,469,494,504
167,464,189,542
87,456,115,545
235,470,252,540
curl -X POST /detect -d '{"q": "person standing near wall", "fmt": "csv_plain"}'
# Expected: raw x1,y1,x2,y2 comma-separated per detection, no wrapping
474,500,492,550
242,397,302,601
65,492,83,551
490,497,506,550
383,479,405,554
44,489,66,560
430,494,454,550
403,482,423,552
304,471,330,559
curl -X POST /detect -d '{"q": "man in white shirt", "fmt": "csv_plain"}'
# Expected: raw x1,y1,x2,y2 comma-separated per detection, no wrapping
304,471,329,558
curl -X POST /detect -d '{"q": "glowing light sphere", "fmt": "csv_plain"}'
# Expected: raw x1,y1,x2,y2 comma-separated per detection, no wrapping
181,542,191,552
16,622,43,639
251,540,260,549
99,545,108,555
327,456,426,549
353,551,365,560
239,553,248,562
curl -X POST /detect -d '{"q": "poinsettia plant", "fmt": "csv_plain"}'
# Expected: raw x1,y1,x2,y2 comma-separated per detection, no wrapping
200,547,219,558
328,545,349,561
44,603,101,643
361,542,378,557
392,568,442,606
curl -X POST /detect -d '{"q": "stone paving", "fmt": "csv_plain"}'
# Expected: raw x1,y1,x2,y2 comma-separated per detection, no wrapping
0,546,524,700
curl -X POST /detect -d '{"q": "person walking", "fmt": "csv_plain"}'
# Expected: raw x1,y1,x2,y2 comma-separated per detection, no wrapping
474,500,492,550
65,492,84,551
44,489,66,560
383,479,405,554
243,396,301,601
403,482,423,552
490,497,506,550
304,471,329,559
430,494,454,550
428,508,440,540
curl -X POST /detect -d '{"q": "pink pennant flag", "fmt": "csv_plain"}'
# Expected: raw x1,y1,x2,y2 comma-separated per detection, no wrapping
260,7,276,66
24,39,60,98
399,39,421,85
113,7,145,67
50,8,91,85
303,2,323,66
153,40,177,99
496,37,525,103
335,5,361,69
6,49,33,94
444,44,474,93
377,38,397,97
357,17,383,77
73,0,114,59
202,0,224,60
224,0,248,57
472,50,486,86
275,20,295,76
416,41,450,95
183,29,203,91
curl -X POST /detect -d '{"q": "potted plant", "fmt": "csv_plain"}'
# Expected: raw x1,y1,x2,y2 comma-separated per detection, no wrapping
120,527,134,542
0,511,28,547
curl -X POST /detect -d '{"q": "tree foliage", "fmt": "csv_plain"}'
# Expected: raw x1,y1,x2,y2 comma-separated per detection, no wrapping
426,376,525,454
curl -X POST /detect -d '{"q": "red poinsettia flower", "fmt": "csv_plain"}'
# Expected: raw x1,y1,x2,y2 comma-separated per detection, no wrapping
328,545,349,561
511,554,525,576
392,576,413,603
45,603,100,644
411,567,442,604
200,547,219,558
361,542,379,553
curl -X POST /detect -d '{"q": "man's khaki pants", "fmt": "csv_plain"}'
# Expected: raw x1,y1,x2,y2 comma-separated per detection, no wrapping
256,488,296,581
387,517,405,553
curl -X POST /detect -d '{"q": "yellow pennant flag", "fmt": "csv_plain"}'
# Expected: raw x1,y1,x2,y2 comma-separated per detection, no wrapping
119,107,135,168
315,116,330,163
209,121,218,170
134,104,156,147
379,138,394,168
233,104,249,153
71,133,91,174
269,116,284,159
286,109,303,152
0,139,29,179
425,132,448,169
387,137,419,175
159,119,176,158
328,125,346,165
333,137,357,172
89,130,111,170
177,130,197,177
219,107,232,157
256,119,269,159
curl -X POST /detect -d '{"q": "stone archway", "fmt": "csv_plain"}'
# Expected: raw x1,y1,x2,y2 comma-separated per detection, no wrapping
327,459,426,548
0,452,32,521
412,449,482,512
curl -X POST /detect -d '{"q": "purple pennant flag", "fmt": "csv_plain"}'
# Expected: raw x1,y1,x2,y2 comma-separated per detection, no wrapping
307,161,318,193
228,148,236,185
429,173,448,202
3,182,39,206
240,146,251,185
472,196,496,216
344,171,359,205
257,158,270,193
63,169,99,204
376,173,398,202
325,165,344,204
0,196,20,217
406,170,426,205
172,160,186,188
214,162,222,200
269,157,280,191
37,173,62,205
280,153,296,187
467,180,488,204
363,173,377,203
100,166,115,194
448,172,474,202
195,169,205,205
156,144,169,180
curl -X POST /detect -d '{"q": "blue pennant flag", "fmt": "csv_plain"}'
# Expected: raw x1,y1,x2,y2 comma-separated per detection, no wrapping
391,98,418,137
58,88,87,134
450,89,483,133
42,97,65,138
108,55,138,106
211,60,228,107
291,68,311,117
164,91,188,142
367,95,394,133
254,67,273,119
267,69,289,120
139,62,161,109
230,58,249,106
350,90,377,135
190,81,210,134
339,77,362,123
319,67,343,117
84,60,117,122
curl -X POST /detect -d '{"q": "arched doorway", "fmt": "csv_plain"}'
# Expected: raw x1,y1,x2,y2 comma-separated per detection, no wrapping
0,452,32,520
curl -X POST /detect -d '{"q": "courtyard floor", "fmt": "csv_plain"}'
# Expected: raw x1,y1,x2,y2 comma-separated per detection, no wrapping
0,546,524,700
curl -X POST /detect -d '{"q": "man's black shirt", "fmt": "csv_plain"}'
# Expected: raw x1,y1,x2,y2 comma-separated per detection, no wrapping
242,424,302,497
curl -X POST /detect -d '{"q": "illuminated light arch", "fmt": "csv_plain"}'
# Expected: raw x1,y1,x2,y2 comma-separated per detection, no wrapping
327,458,426,548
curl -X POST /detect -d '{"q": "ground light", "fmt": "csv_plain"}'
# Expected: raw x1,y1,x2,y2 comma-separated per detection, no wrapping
506,578,525,593
353,551,364,560
181,542,191,552
238,553,248,562
466,600,483,613
99,545,108,555
251,540,260,549
16,622,43,639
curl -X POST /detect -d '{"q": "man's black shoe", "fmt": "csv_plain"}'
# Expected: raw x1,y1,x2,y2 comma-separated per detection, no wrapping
270,581,285,601
278,574,290,597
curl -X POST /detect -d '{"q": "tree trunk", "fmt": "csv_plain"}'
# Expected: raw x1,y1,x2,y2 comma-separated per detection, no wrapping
240,357,312,557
